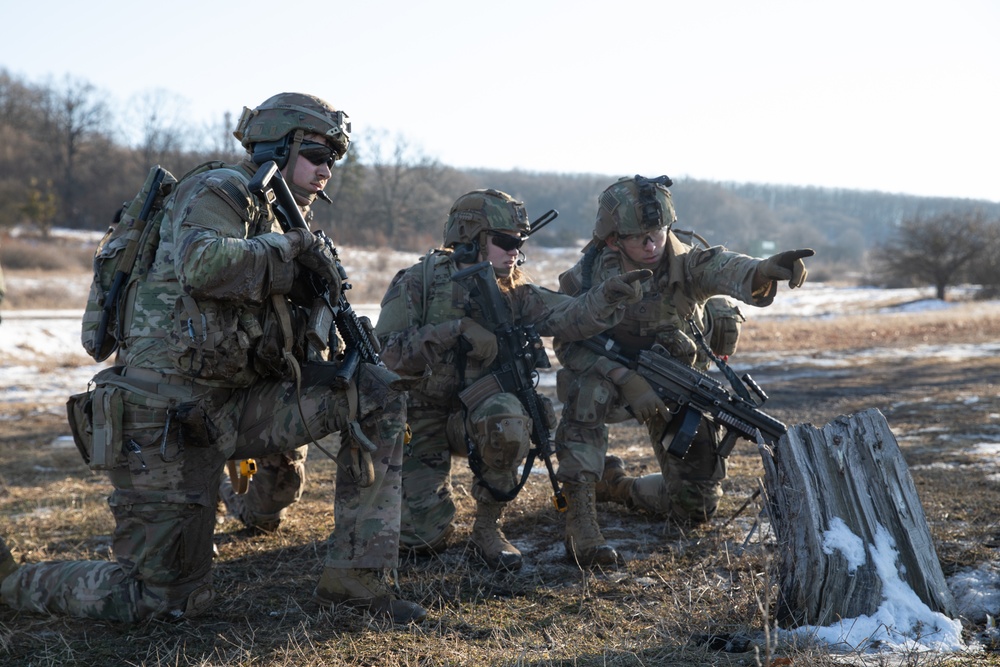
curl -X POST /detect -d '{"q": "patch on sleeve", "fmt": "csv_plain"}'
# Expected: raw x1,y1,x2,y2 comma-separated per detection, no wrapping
205,173,254,222
380,282,403,307
691,246,722,267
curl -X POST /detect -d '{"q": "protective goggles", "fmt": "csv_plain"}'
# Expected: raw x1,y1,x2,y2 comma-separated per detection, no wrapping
298,141,337,168
618,226,667,247
488,232,526,251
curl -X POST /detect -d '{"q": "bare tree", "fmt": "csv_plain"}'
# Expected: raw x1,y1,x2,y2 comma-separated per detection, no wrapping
874,210,992,300
359,130,453,248
966,219,1000,297
124,89,192,167
197,110,243,164
41,77,112,226
20,178,59,236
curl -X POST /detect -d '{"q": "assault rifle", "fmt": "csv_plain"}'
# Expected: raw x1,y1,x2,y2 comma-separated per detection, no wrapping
93,166,166,359
248,161,383,387
452,260,568,511
578,333,787,458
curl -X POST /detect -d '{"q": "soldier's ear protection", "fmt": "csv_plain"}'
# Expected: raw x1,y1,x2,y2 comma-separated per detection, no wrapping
252,138,292,170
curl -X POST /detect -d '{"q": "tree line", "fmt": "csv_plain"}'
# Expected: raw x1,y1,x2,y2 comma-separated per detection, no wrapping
2,69,998,296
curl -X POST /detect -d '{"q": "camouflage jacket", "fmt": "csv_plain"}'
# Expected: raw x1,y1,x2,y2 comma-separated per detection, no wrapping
374,249,627,406
120,159,307,387
555,230,770,376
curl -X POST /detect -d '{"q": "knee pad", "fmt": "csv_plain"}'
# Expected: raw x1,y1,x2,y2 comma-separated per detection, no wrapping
467,393,531,473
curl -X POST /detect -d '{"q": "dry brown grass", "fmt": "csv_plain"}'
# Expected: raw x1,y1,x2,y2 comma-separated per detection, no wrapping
3,243,1000,666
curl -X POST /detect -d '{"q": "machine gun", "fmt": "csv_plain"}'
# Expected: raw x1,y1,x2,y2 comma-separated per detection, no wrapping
451,260,568,511
248,161,383,388
579,333,787,459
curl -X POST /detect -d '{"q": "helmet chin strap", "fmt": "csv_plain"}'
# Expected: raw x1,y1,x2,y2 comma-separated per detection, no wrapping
289,182,318,206
282,129,314,206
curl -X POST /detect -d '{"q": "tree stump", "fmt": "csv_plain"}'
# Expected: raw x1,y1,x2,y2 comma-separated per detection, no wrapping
759,407,955,626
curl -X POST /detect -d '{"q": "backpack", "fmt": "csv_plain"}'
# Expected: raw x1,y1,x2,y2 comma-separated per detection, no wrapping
81,161,225,361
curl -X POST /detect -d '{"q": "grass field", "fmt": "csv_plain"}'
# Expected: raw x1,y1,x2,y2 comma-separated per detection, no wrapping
2,248,1000,666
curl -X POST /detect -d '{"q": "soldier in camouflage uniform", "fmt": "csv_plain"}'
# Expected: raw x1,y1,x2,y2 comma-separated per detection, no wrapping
0,93,426,624
553,175,813,565
374,189,650,570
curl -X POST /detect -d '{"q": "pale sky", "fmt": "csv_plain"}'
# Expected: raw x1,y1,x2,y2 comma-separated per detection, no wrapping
3,0,998,202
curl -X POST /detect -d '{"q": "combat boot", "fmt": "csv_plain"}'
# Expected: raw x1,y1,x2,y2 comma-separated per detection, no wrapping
471,500,523,571
595,455,636,508
315,567,427,624
564,480,618,566
0,536,17,584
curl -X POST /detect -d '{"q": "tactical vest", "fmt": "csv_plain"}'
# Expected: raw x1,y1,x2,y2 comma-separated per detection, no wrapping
566,239,705,364
408,251,470,405
420,250,468,327
117,163,299,385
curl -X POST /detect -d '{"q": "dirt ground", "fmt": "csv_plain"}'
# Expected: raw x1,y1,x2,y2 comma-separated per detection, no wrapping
2,304,1000,666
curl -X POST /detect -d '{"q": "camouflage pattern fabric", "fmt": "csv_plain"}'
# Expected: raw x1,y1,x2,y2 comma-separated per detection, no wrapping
219,446,309,531
0,161,405,622
553,231,768,522
375,250,628,549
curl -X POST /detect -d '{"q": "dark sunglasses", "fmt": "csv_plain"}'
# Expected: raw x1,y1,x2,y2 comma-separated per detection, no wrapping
298,141,337,168
489,232,526,252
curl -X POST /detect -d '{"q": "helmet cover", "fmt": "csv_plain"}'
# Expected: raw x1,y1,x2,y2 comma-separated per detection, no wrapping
593,174,676,242
443,189,530,248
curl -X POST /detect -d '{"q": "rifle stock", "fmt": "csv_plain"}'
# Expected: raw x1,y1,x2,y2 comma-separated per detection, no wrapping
93,166,167,359
579,334,787,459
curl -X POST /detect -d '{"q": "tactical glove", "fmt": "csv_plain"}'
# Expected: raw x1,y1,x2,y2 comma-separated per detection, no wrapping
756,249,814,289
459,317,498,366
599,269,652,306
296,240,343,303
283,228,316,256
616,371,667,423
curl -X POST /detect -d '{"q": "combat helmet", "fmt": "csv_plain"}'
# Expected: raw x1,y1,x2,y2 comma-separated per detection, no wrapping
233,92,351,168
592,175,677,243
443,189,530,248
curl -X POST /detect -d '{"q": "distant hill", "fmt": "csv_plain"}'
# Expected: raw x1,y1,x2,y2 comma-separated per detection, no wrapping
461,168,1000,266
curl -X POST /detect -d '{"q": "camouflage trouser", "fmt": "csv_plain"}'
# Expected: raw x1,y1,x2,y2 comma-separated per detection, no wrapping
1,363,405,622
400,394,531,550
218,445,309,531
554,369,726,522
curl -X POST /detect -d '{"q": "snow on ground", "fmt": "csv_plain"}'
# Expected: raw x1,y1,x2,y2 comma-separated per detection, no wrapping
3,280,1000,654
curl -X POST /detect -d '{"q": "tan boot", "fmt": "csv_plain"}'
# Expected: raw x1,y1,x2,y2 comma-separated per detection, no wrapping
564,480,618,566
315,567,427,624
470,500,523,571
595,455,636,509
0,536,17,583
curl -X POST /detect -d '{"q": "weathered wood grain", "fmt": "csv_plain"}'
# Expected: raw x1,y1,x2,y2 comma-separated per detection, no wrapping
759,407,955,626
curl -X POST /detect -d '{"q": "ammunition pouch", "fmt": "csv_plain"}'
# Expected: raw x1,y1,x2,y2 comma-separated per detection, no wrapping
67,391,95,467
166,296,250,380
